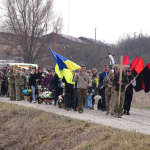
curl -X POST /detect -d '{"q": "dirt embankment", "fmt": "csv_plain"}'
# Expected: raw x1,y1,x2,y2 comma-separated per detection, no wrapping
0,102,150,150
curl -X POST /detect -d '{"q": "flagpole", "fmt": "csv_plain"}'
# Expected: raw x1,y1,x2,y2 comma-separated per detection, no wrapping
125,75,138,91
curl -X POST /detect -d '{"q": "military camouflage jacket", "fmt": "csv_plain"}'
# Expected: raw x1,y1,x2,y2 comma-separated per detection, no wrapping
7,70,15,84
26,70,31,76
14,72,26,86
113,72,129,92
0,71,3,81
103,74,115,94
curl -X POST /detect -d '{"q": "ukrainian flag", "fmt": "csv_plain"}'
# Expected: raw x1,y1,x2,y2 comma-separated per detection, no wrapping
49,48,81,84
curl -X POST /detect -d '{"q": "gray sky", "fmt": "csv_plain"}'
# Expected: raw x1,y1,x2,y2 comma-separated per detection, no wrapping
54,0,150,44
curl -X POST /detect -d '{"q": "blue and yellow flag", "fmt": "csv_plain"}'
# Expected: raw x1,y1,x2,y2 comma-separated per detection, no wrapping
49,48,81,84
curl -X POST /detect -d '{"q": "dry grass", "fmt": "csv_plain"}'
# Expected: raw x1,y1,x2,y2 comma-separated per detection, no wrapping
132,90,150,108
0,102,150,150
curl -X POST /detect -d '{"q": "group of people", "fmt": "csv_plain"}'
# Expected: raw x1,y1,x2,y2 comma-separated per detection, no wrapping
72,64,136,118
1,63,136,118
0,65,54,102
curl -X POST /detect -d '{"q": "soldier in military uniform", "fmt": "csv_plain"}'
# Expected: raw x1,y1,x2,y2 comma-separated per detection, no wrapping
26,65,32,76
103,69,115,115
26,65,32,88
14,67,26,101
113,69,128,118
7,65,16,100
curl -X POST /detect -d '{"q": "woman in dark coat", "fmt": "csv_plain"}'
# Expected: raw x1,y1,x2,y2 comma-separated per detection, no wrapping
50,74,63,106
35,67,43,85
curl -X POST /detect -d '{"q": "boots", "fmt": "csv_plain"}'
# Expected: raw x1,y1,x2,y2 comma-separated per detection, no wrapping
127,111,130,115
106,111,109,115
79,108,83,113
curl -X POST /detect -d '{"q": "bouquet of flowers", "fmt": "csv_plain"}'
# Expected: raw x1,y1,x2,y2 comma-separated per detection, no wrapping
23,89,32,96
41,71,48,79
48,91,55,98
38,91,52,99
43,87,49,92
92,77,99,88
37,85,42,90
94,95,102,101
58,95,65,103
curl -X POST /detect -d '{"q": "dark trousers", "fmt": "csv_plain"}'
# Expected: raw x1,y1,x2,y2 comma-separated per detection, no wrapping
1,82,7,95
101,88,106,109
92,95,95,105
65,90,73,109
124,92,133,112
73,88,78,110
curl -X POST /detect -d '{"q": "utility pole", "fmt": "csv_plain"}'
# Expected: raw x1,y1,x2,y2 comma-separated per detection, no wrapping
95,28,96,42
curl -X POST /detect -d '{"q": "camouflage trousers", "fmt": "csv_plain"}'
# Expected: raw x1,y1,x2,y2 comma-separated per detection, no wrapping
15,85,24,101
77,89,87,110
9,84,16,99
105,93,114,113
113,91,125,116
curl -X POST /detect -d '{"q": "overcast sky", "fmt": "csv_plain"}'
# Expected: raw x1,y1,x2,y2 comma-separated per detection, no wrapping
54,0,150,44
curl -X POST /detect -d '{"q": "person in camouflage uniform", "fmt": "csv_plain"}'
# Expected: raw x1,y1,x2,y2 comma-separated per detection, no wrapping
14,67,26,101
25,65,32,88
26,65,32,76
113,69,129,118
7,65,16,100
103,69,115,115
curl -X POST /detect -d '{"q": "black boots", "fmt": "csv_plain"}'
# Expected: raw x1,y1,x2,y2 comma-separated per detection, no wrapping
127,111,130,115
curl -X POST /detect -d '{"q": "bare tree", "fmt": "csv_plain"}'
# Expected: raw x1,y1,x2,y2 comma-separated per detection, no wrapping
0,0,62,63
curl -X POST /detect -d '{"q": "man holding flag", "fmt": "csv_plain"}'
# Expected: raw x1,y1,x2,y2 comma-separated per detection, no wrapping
73,64,92,113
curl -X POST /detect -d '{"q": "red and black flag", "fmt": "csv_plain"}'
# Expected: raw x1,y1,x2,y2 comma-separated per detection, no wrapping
132,57,145,92
139,63,150,93
130,56,138,70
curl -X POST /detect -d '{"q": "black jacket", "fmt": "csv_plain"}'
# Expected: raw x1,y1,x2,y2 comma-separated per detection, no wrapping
29,73,36,86
50,74,63,97
126,75,134,94
35,72,42,85
113,72,129,92
62,77,73,92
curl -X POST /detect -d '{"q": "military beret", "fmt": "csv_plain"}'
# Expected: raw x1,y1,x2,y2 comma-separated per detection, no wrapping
29,65,32,67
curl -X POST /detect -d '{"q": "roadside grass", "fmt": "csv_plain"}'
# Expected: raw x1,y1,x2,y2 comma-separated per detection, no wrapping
131,105,150,110
0,102,150,150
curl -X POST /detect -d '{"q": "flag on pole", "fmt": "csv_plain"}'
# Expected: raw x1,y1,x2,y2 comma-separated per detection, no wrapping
123,54,129,65
49,48,81,84
138,62,150,93
132,57,145,92
130,56,138,70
